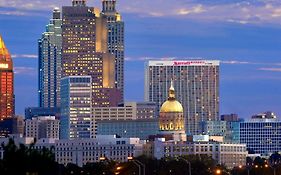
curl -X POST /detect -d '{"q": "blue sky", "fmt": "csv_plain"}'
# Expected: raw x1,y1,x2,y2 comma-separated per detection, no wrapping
1,0,281,119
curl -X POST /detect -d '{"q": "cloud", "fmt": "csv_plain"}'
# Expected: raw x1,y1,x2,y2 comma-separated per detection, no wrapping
1,0,281,25
258,67,281,72
0,10,26,16
12,54,37,59
14,67,36,75
221,60,252,65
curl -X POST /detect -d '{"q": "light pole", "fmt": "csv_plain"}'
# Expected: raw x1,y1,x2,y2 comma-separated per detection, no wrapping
128,156,145,175
178,157,191,175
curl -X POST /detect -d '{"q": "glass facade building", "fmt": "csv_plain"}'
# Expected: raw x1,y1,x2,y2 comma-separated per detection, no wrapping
0,35,14,120
60,76,92,139
145,60,220,135
240,118,281,155
97,119,159,140
38,8,62,108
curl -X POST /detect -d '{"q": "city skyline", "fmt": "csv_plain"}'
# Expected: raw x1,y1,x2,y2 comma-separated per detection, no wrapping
1,0,281,118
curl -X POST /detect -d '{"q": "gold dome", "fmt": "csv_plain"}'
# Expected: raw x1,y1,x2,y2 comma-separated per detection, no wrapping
160,100,183,113
160,81,183,113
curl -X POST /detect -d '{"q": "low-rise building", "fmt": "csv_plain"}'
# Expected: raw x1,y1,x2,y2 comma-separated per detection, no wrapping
96,118,159,140
154,139,247,169
0,135,144,167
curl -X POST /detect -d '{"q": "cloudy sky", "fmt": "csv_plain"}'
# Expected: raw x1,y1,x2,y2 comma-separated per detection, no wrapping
1,0,281,119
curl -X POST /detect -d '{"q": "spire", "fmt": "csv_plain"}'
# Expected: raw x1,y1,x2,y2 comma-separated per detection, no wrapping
0,35,11,62
168,79,176,100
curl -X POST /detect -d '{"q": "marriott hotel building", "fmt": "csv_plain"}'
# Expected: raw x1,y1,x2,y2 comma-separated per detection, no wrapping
145,60,219,135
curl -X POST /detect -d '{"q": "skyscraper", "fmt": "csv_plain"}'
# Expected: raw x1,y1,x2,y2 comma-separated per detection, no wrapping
38,8,62,108
145,60,219,135
0,35,14,120
60,76,92,139
62,0,120,107
102,0,125,102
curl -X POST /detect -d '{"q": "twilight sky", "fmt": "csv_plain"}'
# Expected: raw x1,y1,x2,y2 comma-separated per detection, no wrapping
1,0,281,119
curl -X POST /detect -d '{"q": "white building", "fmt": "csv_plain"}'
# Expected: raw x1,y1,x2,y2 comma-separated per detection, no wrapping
145,60,220,135
0,135,144,167
154,139,247,169
25,116,60,140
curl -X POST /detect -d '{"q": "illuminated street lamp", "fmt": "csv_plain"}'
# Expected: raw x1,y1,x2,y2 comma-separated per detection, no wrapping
215,169,222,174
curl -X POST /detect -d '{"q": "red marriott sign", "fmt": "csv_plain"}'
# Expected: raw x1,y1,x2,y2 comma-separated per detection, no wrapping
173,61,206,66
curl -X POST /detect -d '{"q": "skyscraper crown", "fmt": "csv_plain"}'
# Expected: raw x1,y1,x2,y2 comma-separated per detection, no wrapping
0,35,11,62
72,0,86,7
102,0,116,12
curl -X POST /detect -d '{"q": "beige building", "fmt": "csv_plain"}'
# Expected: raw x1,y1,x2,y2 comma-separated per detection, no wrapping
25,116,59,140
153,139,247,169
91,103,136,138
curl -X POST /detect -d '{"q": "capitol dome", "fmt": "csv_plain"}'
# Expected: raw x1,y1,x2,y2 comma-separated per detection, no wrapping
160,82,183,113
159,81,185,133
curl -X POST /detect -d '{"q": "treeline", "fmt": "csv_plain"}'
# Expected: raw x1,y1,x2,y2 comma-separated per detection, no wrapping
1,139,281,175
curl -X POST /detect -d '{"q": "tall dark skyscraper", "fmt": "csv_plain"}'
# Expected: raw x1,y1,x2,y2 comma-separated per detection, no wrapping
62,0,120,107
102,0,125,102
0,35,14,120
38,8,62,108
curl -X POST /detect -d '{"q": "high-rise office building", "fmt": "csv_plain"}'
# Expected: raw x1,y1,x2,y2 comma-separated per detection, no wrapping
60,76,92,139
0,35,14,120
145,60,219,135
62,0,120,107
38,8,62,108
102,0,125,102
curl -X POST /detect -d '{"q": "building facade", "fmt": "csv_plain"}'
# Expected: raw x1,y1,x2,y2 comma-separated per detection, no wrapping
124,102,157,119
154,139,247,169
0,35,14,120
60,76,92,139
62,0,120,108
221,114,243,143
91,104,137,137
25,107,60,120
92,102,157,138
0,116,24,137
240,113,281,155
201,121,227,137
145,60,220,135
38,8,62,108
97,119,159,140
25,116,60,140
102,0,125,102
0,135,144,167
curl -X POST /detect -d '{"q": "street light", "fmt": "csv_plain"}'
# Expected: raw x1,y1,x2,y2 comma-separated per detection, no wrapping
215,169,221,174
128,156,145,175
178,157,191,175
